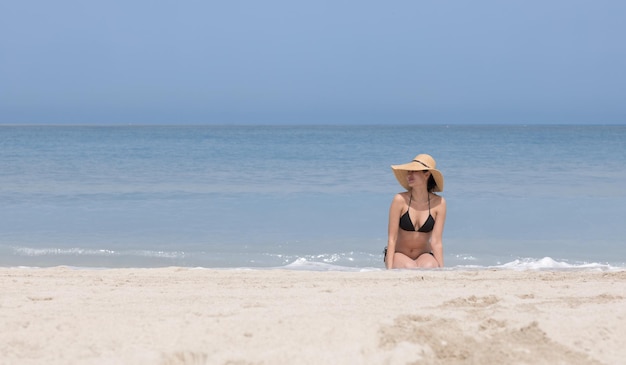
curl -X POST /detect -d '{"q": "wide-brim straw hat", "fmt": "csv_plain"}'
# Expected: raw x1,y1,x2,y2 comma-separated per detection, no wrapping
391,154,444,192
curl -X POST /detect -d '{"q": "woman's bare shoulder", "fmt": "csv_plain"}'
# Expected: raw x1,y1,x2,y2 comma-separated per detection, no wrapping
390,192,408,209
392,192,408,202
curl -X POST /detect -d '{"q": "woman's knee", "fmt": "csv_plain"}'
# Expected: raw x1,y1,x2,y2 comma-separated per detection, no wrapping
392,253,418,269
415,253,439,268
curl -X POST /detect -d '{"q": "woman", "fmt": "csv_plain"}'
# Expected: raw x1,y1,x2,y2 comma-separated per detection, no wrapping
385,154,447,269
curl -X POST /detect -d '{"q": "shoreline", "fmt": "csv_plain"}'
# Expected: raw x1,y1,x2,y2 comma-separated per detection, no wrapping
2,267,625,364
1,257,624,272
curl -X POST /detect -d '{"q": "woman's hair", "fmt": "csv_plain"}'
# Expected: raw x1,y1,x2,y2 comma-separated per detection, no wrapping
427,175,437,192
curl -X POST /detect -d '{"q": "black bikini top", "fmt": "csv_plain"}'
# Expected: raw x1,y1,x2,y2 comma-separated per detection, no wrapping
399,194,435,233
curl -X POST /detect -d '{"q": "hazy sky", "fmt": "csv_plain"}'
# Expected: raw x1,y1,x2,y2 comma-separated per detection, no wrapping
1,1,625,125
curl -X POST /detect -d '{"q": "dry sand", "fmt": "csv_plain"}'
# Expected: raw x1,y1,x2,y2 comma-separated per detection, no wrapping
1,267,625,365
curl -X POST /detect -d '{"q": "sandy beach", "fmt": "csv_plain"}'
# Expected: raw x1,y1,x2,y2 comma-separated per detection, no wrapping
1,267,624,365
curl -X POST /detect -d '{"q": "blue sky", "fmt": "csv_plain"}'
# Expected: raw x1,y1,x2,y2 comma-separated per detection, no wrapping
1,1,625,125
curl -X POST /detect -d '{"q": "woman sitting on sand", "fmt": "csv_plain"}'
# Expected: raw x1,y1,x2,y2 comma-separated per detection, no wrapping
384,154,447,269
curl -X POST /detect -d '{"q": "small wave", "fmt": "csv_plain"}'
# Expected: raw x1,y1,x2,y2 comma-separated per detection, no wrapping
454,254,479,262
280,258,381,272
276,256,624,272
491,257,621,271
11,246,187,259
264,251,373,264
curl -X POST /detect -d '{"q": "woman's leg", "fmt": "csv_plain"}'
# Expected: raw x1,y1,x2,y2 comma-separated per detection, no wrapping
392,252,419,269
415,252,439,268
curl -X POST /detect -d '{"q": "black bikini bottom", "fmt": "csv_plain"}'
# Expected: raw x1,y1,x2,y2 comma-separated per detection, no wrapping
383,248,433,262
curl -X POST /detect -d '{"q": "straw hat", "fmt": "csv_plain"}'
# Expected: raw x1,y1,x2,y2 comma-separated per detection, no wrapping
391,154,444,192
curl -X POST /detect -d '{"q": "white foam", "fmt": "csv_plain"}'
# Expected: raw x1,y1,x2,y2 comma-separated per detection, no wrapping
11,246,187,259
488,257,622,271
280,258,381,272
279,256,624,272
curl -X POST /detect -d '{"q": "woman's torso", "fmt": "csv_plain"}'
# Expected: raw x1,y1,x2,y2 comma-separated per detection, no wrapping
395,192,441,259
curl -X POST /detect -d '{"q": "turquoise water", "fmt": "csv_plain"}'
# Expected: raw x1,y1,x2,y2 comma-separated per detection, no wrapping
1,125,625,269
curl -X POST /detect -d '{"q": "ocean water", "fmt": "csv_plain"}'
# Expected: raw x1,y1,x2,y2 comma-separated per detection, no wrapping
1,125,625,270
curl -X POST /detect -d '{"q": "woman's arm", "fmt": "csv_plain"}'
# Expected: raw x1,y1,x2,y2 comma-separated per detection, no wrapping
430,196,447,267
386,194,403,269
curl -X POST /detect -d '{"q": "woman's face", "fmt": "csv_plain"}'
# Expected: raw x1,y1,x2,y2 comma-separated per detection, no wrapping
407,170,430,188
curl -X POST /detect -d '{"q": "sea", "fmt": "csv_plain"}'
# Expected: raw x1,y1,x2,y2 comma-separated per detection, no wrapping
1,125,625,271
